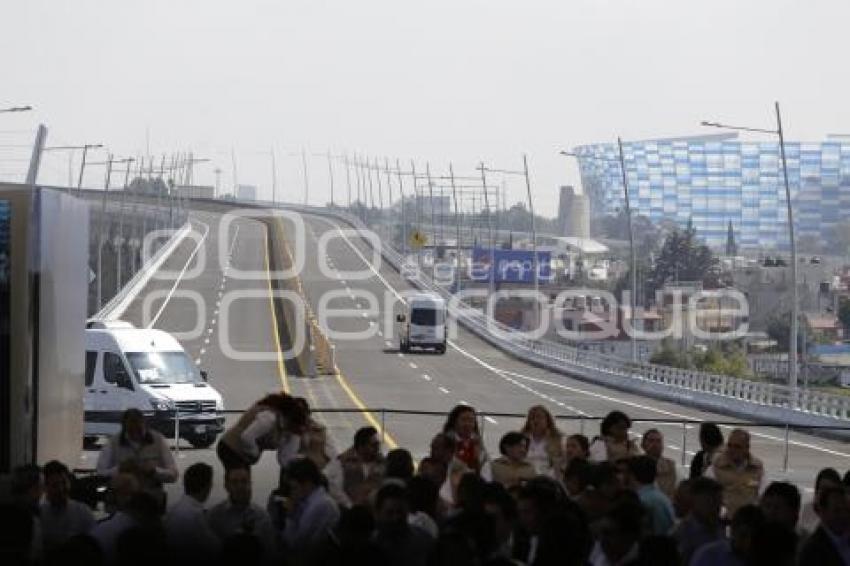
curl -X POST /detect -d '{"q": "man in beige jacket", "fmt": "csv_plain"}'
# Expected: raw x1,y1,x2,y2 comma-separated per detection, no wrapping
705,428,764,518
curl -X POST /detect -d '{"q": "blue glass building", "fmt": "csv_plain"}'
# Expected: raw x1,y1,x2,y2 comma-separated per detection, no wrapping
574,134,850,250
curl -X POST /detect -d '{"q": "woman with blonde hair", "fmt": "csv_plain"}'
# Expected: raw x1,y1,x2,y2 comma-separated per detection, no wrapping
521,405,566,477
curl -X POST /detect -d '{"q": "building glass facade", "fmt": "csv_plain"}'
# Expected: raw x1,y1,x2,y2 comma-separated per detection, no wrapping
574,134,850,250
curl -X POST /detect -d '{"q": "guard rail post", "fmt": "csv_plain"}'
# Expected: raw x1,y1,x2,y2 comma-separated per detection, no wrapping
681,422,688,467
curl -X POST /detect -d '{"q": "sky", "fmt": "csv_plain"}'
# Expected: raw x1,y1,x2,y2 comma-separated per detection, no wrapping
1,0,848,215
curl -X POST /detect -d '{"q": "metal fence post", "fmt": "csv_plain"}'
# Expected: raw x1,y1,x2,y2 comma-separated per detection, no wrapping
579,416,585,436
381,409,386,445
783,424,790,473
681,422,688,467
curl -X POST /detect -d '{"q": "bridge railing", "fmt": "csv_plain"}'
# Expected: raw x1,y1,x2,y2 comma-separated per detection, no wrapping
268,202,850,432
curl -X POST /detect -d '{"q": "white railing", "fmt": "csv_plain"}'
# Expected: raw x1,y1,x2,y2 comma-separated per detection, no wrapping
274,203,850,430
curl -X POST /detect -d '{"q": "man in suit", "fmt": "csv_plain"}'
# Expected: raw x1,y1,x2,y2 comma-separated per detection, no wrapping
799,485,850,566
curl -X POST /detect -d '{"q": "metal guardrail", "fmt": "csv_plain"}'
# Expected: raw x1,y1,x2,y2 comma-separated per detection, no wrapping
271,202,850,433
92,221,191,320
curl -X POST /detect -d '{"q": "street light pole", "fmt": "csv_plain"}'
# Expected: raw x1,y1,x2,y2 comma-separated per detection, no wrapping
326,149,335,207
344,153,353,209
776,102,799,391
396,159,408,257
477,163,495,296
523,155,540,325
301,147,309,205
271,146,278,204
450,163,462,293
701,103,799,391
617,138,638,363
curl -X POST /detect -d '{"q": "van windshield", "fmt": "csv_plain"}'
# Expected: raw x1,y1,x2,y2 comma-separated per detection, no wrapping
411,307,443,326
126,351,201,384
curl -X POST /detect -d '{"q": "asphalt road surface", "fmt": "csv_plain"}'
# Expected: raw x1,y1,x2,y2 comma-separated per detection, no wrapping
79,204,850,505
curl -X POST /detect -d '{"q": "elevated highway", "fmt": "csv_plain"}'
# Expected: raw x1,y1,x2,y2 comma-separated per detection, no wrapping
79,201,850,503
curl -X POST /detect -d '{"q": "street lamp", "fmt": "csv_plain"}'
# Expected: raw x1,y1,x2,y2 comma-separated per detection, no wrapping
561,145,638,363
0,105,32,114
479,157,541,326
701,102,799,392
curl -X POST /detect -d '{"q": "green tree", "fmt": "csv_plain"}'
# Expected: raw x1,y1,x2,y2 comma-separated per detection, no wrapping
766,311,811,352
647,225,717,294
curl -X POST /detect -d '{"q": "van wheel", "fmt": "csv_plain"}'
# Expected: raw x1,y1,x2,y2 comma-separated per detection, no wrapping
436,344,446,354
187,433,217,449
83,436,99,450
400,341,409,353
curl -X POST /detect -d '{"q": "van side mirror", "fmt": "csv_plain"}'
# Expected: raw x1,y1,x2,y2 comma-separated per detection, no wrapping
200,370,208,382
396,314,406,323
115,370,133,391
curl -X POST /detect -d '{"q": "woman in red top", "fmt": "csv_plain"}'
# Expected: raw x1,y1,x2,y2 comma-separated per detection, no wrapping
442,404,488,472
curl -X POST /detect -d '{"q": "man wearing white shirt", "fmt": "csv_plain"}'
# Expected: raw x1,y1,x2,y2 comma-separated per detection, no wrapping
39,460,95,553
164,462,219,560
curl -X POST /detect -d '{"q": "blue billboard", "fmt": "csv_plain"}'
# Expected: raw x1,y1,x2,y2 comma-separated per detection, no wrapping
471,248,552,284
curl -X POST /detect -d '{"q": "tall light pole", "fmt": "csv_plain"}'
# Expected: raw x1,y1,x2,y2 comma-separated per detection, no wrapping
476,163,496,296
560,147,638,362
75,143,105,194
450,163,462,292
702,102,799,391
344,153,353,209
301,147,309,205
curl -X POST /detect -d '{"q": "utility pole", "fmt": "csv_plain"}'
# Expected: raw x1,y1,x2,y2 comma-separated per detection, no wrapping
477,163,495,296
326,149,335,207
450,163,462,293
523,154,540,326
617,137,638,363
301,146,309,205
214,168,222,199
396,158,408,257
344,153,352,209
271,146,278,204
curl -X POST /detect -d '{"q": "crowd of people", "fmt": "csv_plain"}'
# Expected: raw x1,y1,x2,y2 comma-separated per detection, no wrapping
1,393,850,565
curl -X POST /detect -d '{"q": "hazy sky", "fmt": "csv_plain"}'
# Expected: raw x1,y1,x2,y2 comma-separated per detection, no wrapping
2,0,848,214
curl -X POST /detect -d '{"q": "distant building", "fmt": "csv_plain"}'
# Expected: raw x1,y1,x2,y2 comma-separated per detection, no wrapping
237,184,257,201
174,185,215,200
574,133,850,250
557,186,590,238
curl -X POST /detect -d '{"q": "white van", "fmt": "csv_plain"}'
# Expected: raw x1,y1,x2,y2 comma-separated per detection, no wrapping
397,293,447,354
84,321,225,448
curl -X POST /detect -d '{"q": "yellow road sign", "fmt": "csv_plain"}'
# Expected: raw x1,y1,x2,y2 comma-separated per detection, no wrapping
410,230,428,248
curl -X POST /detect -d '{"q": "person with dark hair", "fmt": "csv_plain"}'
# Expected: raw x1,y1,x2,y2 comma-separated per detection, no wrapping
521,405,565,477
164,462,218,560
800,467,842,533
96,409,178,499
670,477,724,563
482,482,518,560
577,462,623,524
759,481,802,535
516,476,592,565
314,505,385,566
428,432,457,467
10,463,44,561
691,504,764,566
442,404,488,472
324,426,385,507
563,458,593,500
385,449,414,482
217,392,308,470
455,472,488,514
207,466,276,560
589,496,644,566
627,455,675,535
372,483,434,566
798,485,850,566
416,456,447,488
565,433,590,465
589,411,640,462
481,432,536,489
91,488,161,564
281,457,340,559
40,460,95,552
689,422,724,479
641,429,677,499
705,428,764,517
407,476,440,538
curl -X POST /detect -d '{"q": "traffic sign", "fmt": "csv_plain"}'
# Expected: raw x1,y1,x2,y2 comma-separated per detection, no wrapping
410,230,428,248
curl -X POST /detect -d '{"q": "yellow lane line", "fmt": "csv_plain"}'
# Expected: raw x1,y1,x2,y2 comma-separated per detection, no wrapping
334,369,399,449
264,226,289,393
